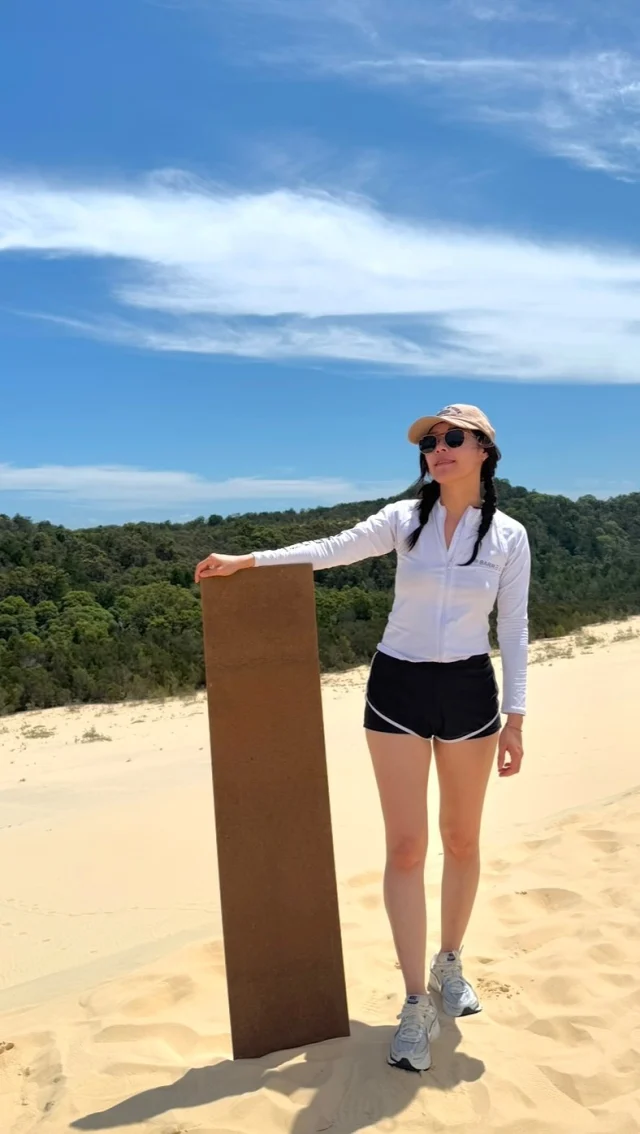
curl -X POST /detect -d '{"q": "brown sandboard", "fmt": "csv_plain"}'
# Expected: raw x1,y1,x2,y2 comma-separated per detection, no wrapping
201,565,350,1059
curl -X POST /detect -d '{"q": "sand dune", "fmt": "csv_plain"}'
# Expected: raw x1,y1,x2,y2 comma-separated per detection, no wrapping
1,618,639,1131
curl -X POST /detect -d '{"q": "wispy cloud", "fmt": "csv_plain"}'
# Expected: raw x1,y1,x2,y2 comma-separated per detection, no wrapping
4,175,640,381
0,463,401,508
218,0,380,42
348,50,640,178
217,0,640,178
461,1,566,23
8,462,630,511
31,311,454,371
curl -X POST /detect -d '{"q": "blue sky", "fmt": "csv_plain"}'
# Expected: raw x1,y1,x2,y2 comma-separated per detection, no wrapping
2,0,640,527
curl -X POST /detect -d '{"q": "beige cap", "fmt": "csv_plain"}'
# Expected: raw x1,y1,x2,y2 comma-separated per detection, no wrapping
408,403,496,445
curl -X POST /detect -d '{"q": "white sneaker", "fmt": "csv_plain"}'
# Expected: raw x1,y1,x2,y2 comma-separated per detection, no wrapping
429,948,481,1017
388,993,441,1072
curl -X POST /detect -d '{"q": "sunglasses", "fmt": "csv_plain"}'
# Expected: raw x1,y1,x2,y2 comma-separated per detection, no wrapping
419,427,492,454
419,427,468,454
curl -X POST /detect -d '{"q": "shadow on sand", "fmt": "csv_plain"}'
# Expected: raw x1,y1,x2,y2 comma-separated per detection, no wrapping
71,1013,485,1133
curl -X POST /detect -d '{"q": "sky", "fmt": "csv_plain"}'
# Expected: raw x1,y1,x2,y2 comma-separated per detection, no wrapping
2,0,640,527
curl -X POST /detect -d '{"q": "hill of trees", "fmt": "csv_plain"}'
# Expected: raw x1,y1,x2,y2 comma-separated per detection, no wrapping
1,480,639,714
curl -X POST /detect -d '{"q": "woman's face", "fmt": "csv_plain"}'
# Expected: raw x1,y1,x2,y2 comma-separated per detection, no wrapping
423,423,488,485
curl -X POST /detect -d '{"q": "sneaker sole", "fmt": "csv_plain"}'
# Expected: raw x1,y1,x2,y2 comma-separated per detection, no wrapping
388,1055,430,1073
445,1003,482,1018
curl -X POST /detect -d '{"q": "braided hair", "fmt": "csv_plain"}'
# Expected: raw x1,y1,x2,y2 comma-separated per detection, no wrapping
463,444,499,565
406,432,501,564
406,454,441,552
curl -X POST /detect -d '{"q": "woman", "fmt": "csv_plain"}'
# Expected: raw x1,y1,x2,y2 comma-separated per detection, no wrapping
195,403,531,1074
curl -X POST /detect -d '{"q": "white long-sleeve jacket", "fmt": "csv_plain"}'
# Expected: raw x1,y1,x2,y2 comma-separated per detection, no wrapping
253,498,531,715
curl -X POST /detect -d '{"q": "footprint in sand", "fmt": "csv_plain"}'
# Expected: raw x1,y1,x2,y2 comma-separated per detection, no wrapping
8,1032,64,1121
579,828,621,854
490,887,584,925
605,888,640,911
347,871,382,888
94,1022,201,1057
537,974,586,1007
539,1062,640,1108
526,1015,599,1046
82,974,196,1019
586,942,630,965
521,834,562,853
522,887,585,912
356,893,382,910
121,975,196,1017
596,971,631,988
346,872,383,910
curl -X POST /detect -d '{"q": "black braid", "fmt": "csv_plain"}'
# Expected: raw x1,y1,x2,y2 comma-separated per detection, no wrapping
461,446,499,565
406,435,500,559
406,454,441,551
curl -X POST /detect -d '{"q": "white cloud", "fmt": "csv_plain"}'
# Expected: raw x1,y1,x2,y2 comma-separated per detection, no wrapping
0,463,402,508
4,175,640,381
33,311,451,369
351,50,640,178
462,1,565,22
218,0,640,178
218,0,380,42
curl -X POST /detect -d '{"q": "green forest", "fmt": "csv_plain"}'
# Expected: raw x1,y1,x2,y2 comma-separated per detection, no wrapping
1,479,639,714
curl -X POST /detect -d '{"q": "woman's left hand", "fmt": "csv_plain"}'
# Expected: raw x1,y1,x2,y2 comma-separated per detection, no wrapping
497,723,524,778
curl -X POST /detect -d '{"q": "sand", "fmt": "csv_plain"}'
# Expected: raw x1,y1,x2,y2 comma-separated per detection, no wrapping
0,617,639,1132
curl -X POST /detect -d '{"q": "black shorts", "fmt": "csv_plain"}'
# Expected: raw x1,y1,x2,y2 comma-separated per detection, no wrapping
364,650,501,743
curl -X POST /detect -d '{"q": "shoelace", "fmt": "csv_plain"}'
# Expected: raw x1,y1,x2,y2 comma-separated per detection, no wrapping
436,961,467,997
442,976,468,997
397,1004,430,1044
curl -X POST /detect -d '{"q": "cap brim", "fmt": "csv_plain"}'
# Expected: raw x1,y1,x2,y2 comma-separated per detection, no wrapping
408,414,496,445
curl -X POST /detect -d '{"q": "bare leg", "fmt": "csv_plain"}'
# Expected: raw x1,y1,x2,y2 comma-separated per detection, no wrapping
366,730,432,996
434,734,498,953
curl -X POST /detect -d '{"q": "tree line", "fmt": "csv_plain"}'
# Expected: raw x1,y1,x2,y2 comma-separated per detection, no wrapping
0,479,639,713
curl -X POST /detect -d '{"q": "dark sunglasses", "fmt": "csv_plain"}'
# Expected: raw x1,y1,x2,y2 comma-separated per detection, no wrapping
419,427,491,455
419,427,467,454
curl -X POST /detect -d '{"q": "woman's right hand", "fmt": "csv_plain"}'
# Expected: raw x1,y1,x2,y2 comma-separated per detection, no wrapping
194,553,255,584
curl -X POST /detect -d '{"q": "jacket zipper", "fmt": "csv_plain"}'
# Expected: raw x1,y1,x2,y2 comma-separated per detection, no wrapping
439,510,469,661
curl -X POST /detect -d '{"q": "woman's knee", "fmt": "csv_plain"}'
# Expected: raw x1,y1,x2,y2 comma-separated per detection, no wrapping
386,832,428,872
440,824,479,862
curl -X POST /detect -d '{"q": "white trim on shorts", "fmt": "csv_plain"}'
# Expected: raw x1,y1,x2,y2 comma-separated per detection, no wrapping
364,650,426,739
365,697,424,739
434,708,501,745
